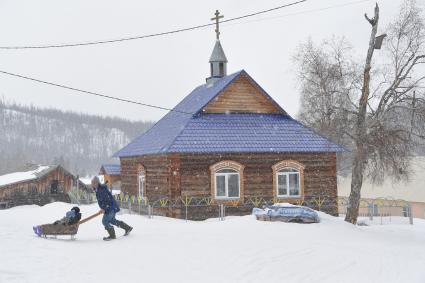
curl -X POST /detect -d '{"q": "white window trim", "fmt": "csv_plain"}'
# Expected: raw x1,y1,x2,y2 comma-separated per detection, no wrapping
138,172,145,199
276,170,301,198
214,171,240,199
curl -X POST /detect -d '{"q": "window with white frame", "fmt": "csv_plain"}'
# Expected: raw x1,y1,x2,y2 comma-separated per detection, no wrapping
276,168,300,197
215,168,240,199
138,171,145,199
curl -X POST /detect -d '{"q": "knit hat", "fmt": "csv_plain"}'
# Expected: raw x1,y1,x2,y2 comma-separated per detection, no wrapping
91,176,100,185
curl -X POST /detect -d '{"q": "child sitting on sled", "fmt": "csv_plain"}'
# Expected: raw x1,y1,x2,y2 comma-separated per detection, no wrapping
53,207,82,225
33,206,82,237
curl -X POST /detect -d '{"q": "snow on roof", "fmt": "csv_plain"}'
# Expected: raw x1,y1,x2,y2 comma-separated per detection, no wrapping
79,177,92,186
0,165,52,188
80,175,105,186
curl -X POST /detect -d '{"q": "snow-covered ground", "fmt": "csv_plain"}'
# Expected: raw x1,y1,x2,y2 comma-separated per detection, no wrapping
0,203,424,283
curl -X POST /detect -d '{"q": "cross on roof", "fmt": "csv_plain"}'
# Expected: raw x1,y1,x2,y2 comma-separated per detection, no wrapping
211,10,224,40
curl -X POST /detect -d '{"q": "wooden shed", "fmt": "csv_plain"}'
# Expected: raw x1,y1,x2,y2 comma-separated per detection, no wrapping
0,165,83,208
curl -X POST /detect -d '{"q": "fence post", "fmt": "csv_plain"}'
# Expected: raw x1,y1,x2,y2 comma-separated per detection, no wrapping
148,205,153,219
380,208,383,225
128,197,132,215
218,204,225,221
409,205,414,225
369,203,373,221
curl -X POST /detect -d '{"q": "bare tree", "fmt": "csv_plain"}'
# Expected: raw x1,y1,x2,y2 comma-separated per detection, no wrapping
293,0,425,224
346,1,425,224
293,37,361,174
294,37,360,144
345,4,381,224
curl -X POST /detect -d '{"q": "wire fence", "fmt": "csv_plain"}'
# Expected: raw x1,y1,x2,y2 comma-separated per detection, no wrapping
105,193,338,221
0,189,415,225
338,197,414,225
111,194,415,224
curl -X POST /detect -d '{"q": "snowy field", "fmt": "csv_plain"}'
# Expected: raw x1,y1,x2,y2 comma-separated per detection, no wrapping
0,203,425,283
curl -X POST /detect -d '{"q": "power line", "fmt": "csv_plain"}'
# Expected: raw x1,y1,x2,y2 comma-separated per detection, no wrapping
0,70,193,115
223,0,372,27
0,0,307,50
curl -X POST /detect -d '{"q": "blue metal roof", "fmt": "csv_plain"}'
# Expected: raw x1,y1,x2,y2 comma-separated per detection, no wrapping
100,164,121,175
168,114,345,153
114,70,344,157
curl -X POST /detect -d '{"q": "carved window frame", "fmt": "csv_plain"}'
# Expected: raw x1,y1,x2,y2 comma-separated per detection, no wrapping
138,164,146,199
210,161,245,201
272,160,305,200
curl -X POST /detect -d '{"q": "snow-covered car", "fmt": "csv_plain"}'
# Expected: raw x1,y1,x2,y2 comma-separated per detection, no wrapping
253,204,320,223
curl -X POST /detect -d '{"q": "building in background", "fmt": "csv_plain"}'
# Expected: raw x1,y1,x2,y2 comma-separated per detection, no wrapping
338,157,425,219
99,164,121,193
0,165,85,209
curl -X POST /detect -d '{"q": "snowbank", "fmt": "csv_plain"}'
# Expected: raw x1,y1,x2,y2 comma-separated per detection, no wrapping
0,202,424,283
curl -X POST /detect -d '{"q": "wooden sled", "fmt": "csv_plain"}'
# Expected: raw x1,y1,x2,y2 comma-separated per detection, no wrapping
34,211,102,239
38,223,79,237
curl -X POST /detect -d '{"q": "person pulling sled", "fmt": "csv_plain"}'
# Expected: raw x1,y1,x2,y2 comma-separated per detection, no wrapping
91,176,133,241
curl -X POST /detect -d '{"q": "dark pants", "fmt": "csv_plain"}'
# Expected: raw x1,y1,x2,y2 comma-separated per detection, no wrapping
102,211,119,229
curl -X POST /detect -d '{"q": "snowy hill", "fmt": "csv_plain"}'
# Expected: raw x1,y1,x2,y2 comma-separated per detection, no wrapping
0,101,153,176
1,202,424,283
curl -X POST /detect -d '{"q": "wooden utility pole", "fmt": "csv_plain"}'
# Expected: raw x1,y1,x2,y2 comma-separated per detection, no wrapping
345,4,380,224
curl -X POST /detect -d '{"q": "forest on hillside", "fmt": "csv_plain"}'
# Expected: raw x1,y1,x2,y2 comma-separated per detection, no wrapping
0,100,154,176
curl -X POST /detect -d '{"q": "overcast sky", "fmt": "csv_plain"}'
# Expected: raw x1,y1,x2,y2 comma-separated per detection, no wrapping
0,0,407,121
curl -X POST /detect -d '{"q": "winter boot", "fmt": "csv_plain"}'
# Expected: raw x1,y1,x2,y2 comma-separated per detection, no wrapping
103,227,116,241
117,220,133,236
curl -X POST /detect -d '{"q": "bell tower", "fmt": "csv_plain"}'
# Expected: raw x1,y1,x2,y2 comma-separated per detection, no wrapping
206,10,228,84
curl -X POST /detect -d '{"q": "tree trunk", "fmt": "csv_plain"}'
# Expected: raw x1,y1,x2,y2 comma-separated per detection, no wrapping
345,4,380,224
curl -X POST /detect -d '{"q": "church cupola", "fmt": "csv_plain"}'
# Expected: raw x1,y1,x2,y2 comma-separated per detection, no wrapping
207,10,228,84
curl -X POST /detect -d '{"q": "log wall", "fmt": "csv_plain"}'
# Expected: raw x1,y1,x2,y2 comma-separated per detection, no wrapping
179,152,337,215
120,152,338,219
120,155,177,200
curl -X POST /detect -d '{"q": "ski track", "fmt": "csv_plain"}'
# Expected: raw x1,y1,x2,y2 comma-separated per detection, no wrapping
0,203,424,283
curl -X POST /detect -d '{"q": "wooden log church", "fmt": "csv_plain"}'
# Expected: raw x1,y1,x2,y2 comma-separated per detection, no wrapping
114,11,345,219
